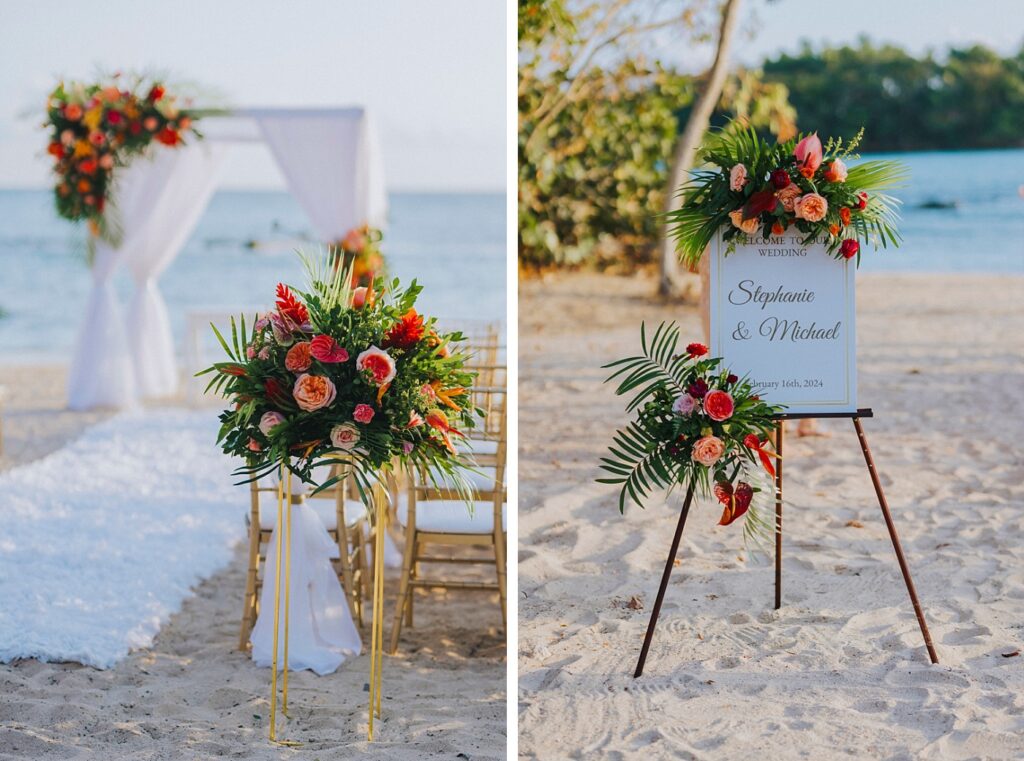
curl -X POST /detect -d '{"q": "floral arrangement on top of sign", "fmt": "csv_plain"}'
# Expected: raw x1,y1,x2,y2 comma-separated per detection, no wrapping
598,323,783,548
667,123,908,266
198,249,478,503
331,225,387,289
45,75,200,242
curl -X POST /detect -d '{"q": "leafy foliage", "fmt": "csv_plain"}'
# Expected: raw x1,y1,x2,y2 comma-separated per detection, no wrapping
598,322,783,549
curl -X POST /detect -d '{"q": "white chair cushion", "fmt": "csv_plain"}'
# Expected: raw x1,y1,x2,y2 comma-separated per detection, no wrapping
398,500,506,534
258,496,367,532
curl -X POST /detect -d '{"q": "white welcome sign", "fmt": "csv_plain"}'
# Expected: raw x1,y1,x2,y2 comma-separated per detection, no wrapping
709,233,856,414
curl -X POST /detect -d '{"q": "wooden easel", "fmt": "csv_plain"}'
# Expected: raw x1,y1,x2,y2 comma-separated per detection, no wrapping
633,408,939,678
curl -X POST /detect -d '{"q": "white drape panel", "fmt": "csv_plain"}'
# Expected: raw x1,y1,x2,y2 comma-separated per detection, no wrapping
124,144,227,397
66,240,136,410
252,109,387,239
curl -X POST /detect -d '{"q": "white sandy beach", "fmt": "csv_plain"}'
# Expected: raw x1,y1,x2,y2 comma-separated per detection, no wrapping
518,272,1024,759
0,366,505,760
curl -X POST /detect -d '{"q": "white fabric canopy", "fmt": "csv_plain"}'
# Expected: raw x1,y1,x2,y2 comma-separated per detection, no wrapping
66,108,385,411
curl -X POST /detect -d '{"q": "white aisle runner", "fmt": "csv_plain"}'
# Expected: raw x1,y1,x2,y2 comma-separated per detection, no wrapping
0,410,242,668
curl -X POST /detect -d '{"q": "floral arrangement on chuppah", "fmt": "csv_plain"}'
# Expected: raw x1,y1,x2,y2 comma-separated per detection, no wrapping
44,75,200,241
331,224,387,289
599,323,782,546
199,250,477,499
667,124,907,265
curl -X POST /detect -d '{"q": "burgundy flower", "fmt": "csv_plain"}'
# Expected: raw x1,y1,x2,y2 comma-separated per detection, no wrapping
726,373,738,384
770,169,791,189
687,378,709,399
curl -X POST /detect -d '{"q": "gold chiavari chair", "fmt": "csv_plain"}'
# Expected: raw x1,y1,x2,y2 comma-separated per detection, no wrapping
388,386,508,654
238,463,370,650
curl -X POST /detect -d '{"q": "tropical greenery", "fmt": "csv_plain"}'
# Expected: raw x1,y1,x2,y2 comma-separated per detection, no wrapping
667,124,908,266
198,250,479,504
598,323,782,548
762,40,1024,152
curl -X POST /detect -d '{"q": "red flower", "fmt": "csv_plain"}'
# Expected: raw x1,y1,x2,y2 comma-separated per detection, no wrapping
79,158,98,175
741,189,780,220
840,239,860,260
855,192,869,211
687,378,709,399
770,169,791,190
703,390,735,421
47,142,64,159
148,84,165,102
106,110,122,125
744,434,778,477
714,481,753,526
726,374,738,385
353,404,375,424
128,121,142,136
771,220,786,236
310,335,349,363
264,378,292,406
275,283,309,325
155,127,180,146
686,342,708,357
383,309,425,351
743,434,761,449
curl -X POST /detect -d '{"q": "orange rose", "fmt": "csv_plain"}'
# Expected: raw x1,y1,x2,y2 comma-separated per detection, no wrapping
292,374,336,411
692,435,726,467
728,209,759,235
794,193,828,223
285,341,312,372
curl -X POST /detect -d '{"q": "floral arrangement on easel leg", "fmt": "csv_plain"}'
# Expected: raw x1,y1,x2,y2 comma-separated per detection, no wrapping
45,74,201,244
598,323,783,547
198,249,478,501
666,123,908,266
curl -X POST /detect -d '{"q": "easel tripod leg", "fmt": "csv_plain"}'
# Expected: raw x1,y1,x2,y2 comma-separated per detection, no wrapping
633,486,695,678
852,418,939,664
774,421,784,610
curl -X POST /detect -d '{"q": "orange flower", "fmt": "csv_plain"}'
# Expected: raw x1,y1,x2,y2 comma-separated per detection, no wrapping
829,223,840,236
77,179,91,193
839,207,852,226
771,220,786,235
284,341,312,372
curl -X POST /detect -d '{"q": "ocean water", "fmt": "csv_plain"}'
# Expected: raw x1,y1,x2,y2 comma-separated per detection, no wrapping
0,191,506,361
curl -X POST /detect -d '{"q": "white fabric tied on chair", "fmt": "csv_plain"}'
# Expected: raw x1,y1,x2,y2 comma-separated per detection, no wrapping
251,473,361,675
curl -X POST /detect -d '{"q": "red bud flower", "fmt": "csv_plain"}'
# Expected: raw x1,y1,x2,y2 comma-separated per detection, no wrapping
770,169,791,189
840,239,860,259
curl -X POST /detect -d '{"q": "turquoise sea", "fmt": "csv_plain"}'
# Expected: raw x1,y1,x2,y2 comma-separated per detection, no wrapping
0,191,506,361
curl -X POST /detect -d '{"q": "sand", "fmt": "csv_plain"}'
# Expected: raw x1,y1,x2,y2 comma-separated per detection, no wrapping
0,364,506,760
518,272,1024,760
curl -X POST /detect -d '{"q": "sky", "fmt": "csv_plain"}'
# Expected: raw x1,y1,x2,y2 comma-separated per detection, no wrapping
659,0,1022,72
0,1,506,191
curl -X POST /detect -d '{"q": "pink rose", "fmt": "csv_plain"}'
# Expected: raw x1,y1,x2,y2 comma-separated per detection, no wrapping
292,374,337,411
330,423,360,451
692,435,726,467
60,129,75,145
729,163,748,192
728,209,759,235
672,394,698,416
794,193,828,222
775,183,801,213
794,133,823,178
258,411,286,436
353,404,375,424
99,154,114,170
246,345,256,359
824,158,848,183
143,116,158,131
356,346,396,387
351,287,368,309
703,390,735,422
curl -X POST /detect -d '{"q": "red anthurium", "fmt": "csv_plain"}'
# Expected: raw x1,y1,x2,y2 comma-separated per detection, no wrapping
742,189,780,220
715,481,753,526
309,334,349,363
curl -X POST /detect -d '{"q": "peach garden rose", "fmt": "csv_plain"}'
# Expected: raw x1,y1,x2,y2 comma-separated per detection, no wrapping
729,163,748,191
285,341,313,372
692,435,726,467
775,183,801,212
794,192,829,222
292,373,337,411
330,423,360,451
728,209,759,235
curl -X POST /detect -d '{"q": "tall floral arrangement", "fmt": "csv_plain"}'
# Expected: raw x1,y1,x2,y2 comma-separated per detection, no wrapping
331,224,387,288
599,323,782,547
44,75,200,241
667,124,907,266
199,250,477,500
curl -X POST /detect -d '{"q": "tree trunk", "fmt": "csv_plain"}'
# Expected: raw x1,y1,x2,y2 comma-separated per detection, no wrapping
658,0,743,297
